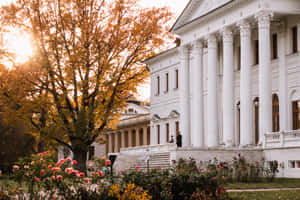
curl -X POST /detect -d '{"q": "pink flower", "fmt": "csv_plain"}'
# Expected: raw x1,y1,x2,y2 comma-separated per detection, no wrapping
199,168,203,171
52,195,57,200
34,177,40,182
13,165,20,170
91,172,95,176
43,151,47,155
51,176,56,180
211,177,216,179
72,160,77,165
233,156,237,160
85,178,89,184
158,166,161,169
65,168,73,174
79,172,85,177
24,165,29,169
97,171,103,176
121,170,124,174
56,175,63,180
52,167,61,172
135,166,140,170
42,164,46,168
38,153,43,157
66,158,71,162
40,169,45,176
106,160,111,166
72,169,79,174
0,170,2,176
48,165,52,169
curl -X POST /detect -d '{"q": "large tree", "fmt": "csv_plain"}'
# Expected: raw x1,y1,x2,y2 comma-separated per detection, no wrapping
0,0,173,171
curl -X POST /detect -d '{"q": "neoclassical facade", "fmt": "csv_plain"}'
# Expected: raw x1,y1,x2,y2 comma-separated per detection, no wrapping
147,0,300,149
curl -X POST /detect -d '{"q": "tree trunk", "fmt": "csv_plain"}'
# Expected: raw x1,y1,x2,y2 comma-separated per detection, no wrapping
73,148,88,173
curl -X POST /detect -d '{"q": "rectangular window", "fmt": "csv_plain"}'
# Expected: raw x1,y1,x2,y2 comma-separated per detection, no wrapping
165,73,169,92
292,26,298,53
255,40,259,65
272,33,278,59
175,69,179,89
157,125,160,144
175,121,180,137
166,123,169,142
292,101,300,130
157,76,160,95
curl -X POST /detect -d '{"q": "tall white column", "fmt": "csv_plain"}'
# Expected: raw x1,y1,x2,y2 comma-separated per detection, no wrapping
150,124,157,145
108,133,113,153
179,45,191,147
222,28,235,147
239,21,253,146
143,126,148,146
135,128,140,146
279,22,288,131
114,133,119,152
207,34,219,147
160,123,167,144
191,40,204,147
257,11,273,142
128,129,133,147
121,130,125,148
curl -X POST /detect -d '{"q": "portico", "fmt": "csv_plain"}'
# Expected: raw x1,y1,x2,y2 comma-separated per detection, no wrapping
148,0,300,149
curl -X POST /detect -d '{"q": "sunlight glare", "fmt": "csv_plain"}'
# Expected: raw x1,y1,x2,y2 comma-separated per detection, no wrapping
2,27,33,67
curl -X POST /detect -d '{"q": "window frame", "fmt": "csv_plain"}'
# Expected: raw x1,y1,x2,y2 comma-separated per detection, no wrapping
292,26,298,54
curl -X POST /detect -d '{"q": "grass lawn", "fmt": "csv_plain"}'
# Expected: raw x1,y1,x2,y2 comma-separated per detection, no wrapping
228,190,300,200
225,178,300,189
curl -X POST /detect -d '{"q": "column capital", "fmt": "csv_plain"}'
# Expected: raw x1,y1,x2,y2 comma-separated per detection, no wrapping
192,39,204,49
237,20,251,37
206,34,217,49
255,10,273,29
179,45,190,59
221,27,233,43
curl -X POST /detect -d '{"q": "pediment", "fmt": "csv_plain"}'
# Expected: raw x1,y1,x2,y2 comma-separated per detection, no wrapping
171,0,233,32
169,110,180,119
151,114,161,122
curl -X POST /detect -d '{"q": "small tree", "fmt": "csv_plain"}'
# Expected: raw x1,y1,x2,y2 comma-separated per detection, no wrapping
0,0,173,171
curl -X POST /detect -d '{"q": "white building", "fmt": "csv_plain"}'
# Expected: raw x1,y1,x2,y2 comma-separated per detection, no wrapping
144,0,300,177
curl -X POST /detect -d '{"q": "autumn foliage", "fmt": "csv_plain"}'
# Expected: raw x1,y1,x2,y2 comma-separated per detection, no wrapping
0,0,173,171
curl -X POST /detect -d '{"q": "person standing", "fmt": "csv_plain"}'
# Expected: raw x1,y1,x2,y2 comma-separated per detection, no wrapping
169,135,174,143
176,132,182,147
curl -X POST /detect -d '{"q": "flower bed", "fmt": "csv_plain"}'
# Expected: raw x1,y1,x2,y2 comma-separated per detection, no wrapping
0,152,279,200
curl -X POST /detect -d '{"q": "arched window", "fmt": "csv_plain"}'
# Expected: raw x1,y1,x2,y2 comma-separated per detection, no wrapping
237,102,240,145
272,94,280,132
254,97,259,145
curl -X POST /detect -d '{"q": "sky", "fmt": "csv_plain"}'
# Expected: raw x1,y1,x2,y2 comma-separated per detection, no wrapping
136,0,189,101
139,0,189,17
0,0,190,101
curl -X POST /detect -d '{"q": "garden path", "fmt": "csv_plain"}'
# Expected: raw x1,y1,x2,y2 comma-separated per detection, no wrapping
228,188,300,192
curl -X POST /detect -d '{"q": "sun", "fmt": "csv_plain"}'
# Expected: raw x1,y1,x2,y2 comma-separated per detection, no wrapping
1,27,33,68
1,0,33,68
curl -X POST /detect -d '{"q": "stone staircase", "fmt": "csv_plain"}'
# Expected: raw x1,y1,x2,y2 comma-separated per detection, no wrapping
130,152,171,170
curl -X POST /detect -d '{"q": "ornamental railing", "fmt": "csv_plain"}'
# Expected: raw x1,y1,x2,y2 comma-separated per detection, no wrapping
264,129,300,148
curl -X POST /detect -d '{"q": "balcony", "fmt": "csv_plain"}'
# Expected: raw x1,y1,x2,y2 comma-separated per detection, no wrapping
264,129,300,148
